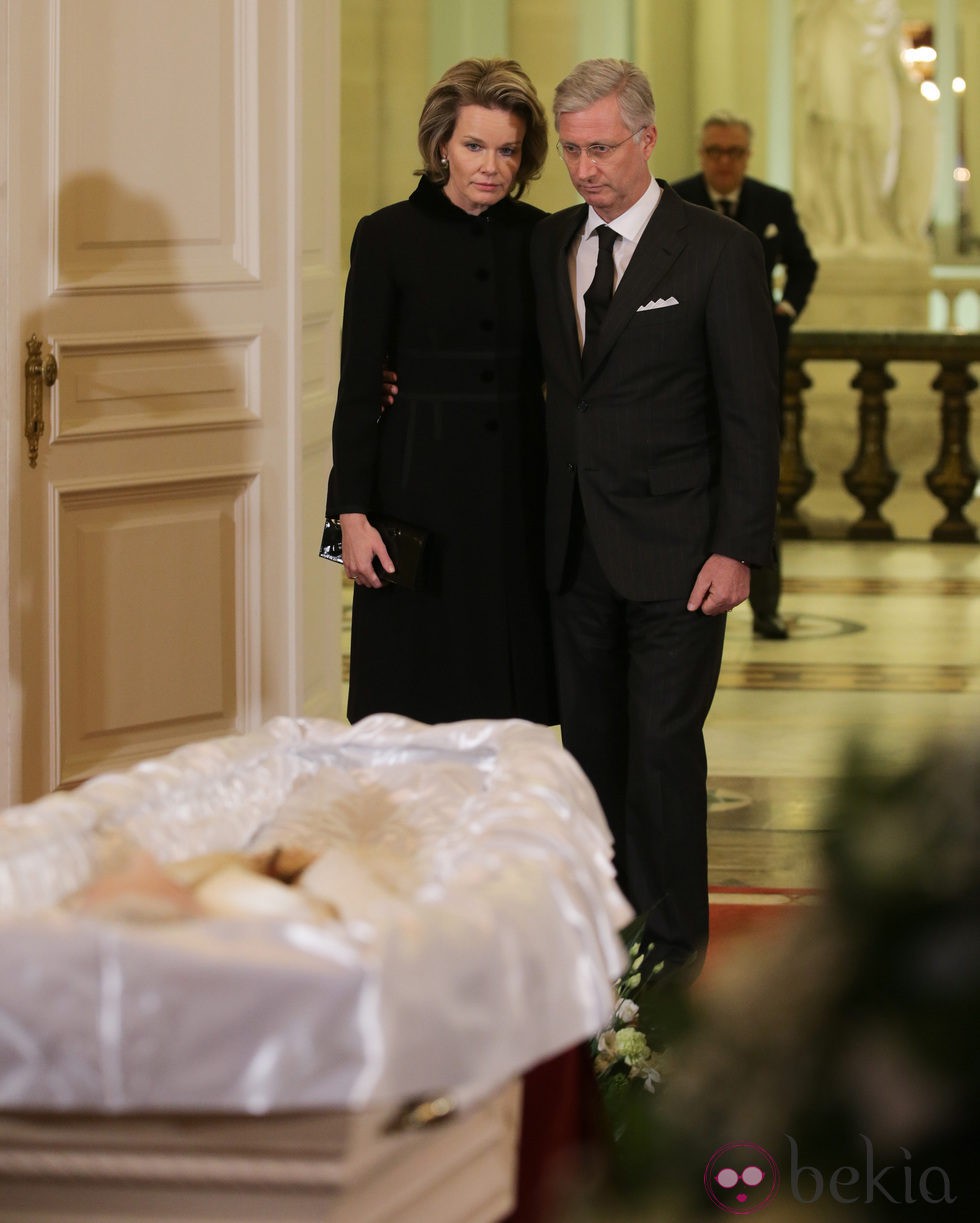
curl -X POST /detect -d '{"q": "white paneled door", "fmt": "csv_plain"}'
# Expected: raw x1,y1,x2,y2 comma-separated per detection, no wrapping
3,0,314,801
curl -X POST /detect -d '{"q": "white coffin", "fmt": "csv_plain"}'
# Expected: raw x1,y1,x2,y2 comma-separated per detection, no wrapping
0,716,630,1221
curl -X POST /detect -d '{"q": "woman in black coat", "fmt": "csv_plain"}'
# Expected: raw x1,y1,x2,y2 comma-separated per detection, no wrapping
328,59,557,726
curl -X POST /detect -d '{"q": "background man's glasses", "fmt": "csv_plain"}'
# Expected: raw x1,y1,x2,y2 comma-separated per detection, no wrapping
557,128,646,164
702,146,748,160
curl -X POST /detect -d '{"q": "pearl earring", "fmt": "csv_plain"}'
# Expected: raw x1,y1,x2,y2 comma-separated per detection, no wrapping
440,156,449,167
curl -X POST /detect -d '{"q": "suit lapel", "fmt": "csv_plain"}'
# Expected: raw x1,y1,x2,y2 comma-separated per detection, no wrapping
551,204,587,375
581,185,688,383
688,177,713,211
733,178,761,230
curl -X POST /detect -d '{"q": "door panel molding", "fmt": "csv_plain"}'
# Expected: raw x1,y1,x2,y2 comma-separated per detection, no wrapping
4,0,339,806
50,330,261,442
54,471,258,784
54,0,261,292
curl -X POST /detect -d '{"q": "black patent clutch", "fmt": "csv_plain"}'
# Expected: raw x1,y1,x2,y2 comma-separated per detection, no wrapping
319,516,429,590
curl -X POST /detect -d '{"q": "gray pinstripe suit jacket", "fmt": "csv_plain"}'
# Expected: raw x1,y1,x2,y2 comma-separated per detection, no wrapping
530,181,781,601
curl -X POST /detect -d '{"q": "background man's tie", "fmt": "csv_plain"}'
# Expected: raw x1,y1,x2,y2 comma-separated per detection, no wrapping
582,225,619,364
717,198,734,218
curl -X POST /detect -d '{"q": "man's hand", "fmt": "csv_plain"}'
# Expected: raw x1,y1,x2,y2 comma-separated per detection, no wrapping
381,368,398,410
339,513,395,588
687,554,750,615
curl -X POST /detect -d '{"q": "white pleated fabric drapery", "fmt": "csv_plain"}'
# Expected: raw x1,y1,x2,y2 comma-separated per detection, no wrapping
0,715,630,1113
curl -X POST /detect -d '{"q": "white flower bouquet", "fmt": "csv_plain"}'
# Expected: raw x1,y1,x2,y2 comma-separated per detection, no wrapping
592,936,668,1108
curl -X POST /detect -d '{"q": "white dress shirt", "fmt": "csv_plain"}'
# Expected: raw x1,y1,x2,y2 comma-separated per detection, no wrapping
572,176,663,349
708,189,741,216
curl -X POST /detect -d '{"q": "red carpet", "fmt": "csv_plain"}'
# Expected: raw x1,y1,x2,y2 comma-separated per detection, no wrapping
702,886,821,980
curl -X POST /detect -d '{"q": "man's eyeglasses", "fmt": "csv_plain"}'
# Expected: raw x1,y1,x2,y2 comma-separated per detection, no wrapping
702,146,748,160
557,128,646,164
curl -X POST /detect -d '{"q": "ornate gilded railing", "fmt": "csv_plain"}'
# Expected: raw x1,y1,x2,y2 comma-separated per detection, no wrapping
781,331,979,543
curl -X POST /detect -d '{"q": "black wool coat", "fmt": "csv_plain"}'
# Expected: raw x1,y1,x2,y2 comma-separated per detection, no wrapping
328,176,557,725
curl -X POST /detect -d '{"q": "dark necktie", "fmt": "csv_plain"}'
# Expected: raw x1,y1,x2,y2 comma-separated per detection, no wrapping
583,225,619,360
718,198,734,218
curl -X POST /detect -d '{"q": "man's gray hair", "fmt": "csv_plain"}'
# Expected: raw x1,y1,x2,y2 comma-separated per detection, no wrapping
701,111,753,144
553,58,655,133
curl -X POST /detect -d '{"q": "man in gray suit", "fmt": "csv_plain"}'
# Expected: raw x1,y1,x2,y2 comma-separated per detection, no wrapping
531,60,779,977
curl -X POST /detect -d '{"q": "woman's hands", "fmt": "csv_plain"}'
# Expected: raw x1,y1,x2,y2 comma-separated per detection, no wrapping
339,513,395,587
340,366,401,585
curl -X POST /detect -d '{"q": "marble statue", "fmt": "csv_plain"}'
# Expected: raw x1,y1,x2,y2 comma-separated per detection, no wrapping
795,0,936,256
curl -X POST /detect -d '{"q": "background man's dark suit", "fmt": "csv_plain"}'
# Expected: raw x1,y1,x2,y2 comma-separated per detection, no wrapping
673,170,818,633
531,180,780,964
672,174,817,349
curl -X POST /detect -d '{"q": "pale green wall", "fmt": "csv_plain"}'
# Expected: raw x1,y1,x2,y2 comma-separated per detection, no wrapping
339,0,979,263
634,0,776,182
339,0,786,250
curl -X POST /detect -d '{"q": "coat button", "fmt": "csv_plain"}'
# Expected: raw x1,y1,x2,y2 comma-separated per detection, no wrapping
475,268,490,281
480,370,495,383
578,401,589,412
485,420,499,433
567,462,576,473
480,319,495,332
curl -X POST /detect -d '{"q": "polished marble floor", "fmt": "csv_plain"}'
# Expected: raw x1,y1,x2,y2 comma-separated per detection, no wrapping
706,538,980,890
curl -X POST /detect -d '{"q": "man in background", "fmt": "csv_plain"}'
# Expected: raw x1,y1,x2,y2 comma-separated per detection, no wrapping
674,111,818,640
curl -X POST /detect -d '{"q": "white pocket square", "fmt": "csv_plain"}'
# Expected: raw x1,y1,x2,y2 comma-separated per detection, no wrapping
637,296,679,311
764,223,779,238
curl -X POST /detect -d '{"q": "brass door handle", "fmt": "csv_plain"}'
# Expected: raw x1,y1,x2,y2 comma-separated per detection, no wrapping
24,333,58,468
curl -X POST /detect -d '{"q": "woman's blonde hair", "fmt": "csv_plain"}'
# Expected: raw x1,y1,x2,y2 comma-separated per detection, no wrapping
417,58,548,199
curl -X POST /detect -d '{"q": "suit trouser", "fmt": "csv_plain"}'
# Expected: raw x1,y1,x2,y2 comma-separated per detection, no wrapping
551,510,727,963
750,319,790,621
749,537,781,620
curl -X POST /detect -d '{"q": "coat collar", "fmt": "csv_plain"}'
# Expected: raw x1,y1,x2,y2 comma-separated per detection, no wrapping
409,173,519,225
